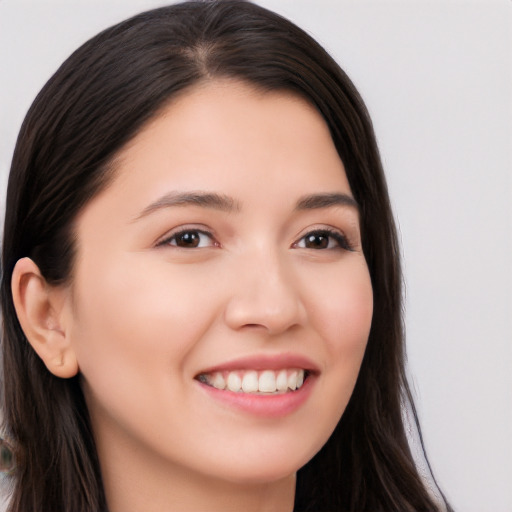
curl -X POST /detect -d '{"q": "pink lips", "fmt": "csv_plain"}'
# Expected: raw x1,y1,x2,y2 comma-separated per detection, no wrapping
197,353,319,374
195,353,318,418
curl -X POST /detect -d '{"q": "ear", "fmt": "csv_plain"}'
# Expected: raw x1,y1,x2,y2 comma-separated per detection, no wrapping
11,257,78,379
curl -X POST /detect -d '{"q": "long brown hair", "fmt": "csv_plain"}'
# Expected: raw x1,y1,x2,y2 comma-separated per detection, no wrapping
1,2,450,510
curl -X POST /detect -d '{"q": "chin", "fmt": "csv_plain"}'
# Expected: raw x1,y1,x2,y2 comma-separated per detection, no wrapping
199,445,316,486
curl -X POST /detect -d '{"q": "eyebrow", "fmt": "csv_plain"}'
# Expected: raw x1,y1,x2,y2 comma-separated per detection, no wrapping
295,193,359,211
134,190,358,221
134,191,241,220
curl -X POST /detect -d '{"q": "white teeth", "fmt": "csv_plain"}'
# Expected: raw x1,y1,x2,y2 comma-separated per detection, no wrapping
241,371,258,393
287,370,298,390
200,368,308,394
226,372,242,392
258,370,276,393
276,370,288,392
211,372,226,390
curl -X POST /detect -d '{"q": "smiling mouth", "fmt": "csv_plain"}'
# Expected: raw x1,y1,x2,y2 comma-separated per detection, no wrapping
196,369,308,394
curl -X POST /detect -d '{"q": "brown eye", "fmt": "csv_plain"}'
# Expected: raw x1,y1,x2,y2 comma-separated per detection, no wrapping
160,229,216,248
174,231,201,247
304,233,329,249
295,229,352,251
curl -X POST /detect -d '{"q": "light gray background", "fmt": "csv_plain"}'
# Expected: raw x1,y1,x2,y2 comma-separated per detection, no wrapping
1,1,511,511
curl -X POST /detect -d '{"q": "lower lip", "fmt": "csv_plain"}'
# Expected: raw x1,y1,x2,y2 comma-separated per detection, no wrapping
196,375,315,418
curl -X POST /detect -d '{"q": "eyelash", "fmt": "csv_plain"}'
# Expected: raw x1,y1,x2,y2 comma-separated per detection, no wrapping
157,227,353,251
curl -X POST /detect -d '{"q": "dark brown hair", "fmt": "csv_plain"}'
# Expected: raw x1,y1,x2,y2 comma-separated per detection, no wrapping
1,1,450,510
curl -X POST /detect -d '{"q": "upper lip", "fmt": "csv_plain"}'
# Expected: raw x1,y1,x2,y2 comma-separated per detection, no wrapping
196,353,320,376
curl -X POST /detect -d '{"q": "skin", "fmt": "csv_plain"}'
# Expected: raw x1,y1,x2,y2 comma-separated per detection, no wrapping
14,80,373,512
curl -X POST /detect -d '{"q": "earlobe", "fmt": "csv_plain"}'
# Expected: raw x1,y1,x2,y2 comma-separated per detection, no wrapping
11,257,79,379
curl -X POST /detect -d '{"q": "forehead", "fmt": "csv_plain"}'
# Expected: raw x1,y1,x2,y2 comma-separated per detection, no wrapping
109,80,349,195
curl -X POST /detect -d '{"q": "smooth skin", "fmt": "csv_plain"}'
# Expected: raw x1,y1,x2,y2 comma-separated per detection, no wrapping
13,80,373,512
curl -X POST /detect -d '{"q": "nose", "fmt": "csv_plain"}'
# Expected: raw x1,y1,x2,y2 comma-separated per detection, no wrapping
223,249,307,335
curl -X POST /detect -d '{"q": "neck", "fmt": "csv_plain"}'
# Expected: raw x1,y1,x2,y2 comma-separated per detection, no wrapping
107,472,295,512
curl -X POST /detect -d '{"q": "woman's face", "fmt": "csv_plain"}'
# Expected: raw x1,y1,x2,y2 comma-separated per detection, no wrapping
64,80,373,486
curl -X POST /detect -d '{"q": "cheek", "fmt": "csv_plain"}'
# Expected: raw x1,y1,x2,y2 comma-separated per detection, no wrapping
305,259,373,416
310,259,373,356
68,255,221,386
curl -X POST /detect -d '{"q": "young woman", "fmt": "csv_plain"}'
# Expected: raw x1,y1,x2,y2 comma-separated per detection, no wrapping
1,1,451,511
